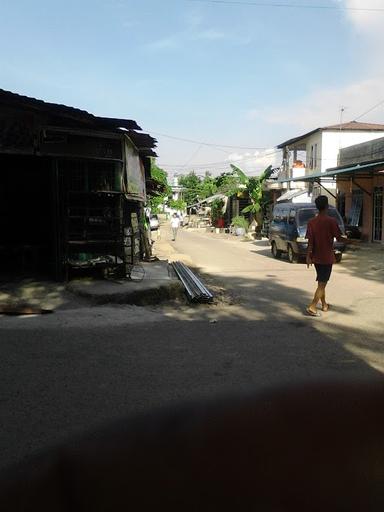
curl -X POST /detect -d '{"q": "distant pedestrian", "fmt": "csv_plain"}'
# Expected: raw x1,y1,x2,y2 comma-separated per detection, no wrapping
170,213,180,241
305,195,352,317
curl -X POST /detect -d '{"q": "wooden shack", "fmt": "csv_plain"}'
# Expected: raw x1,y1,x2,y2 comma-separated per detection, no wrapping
0,89,157,280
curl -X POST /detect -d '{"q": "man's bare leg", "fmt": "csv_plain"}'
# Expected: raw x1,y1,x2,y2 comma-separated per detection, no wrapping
307,282,326,315
321,285,329,312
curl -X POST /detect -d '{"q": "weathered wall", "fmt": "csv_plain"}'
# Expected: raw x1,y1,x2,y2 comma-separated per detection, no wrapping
339,137,384,166
337,175,384,242
322,131,384,172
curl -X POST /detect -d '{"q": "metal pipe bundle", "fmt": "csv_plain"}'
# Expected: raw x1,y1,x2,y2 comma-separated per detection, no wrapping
171,261,214,303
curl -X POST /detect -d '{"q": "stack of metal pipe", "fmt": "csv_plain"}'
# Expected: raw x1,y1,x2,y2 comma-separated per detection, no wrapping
171,261,214,303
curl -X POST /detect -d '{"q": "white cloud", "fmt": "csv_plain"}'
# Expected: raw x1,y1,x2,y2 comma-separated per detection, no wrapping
146,27,229,52
146,36,180,51
339,0,384,36
247,2,384,136
227,148,281,175
248,76,384,133
184,12,204,29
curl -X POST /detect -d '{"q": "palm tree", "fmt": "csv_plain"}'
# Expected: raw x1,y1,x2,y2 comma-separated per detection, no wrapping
229,164,274,235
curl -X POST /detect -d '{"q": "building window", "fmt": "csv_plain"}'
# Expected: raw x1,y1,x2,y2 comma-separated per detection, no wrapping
314,143,318,169
337,192,346,221
350,189,363,227
310,145,314,169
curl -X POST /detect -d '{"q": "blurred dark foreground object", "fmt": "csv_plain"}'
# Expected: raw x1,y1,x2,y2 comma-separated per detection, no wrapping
0,305,53,315
1,380,384,511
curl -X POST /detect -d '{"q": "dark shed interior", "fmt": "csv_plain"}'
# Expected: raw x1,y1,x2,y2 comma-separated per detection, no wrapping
0,154,57,277
0,88,158,281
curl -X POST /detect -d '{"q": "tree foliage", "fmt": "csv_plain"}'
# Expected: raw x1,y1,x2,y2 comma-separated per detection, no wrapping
177,166,273,218
210,198,225,224
148,159,171,213
215,172,243,196
169,198,187,211
178,171,218,206
178,172,200,206
230,164,273,215
199,173,217,199
150,159,170,192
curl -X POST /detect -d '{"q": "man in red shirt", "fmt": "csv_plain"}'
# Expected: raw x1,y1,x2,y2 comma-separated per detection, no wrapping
305,195,346,317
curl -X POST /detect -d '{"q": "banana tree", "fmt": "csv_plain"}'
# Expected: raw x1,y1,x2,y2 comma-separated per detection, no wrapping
230,164,273,235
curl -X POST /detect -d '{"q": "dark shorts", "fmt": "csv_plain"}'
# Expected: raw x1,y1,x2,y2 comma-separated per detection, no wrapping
314,264,333,283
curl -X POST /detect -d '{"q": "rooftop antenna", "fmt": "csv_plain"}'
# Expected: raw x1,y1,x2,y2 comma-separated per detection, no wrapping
339,106,347,152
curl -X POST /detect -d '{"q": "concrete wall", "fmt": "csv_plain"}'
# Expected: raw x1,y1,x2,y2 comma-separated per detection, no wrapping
322,131,384,172
339,137,384,166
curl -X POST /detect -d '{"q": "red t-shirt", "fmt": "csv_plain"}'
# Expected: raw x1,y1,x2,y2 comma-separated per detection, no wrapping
306,214,341,265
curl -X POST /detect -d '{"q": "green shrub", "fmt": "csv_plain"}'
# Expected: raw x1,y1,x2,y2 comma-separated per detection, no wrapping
231,215,249,230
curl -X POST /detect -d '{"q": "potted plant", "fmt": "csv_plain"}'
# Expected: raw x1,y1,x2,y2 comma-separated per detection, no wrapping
210,198,225,227
232,215,249,236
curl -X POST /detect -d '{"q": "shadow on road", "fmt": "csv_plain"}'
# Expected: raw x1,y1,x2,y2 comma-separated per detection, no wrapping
1,268,383,472
181,268,352,319
250,239,384,282
339,246,384,283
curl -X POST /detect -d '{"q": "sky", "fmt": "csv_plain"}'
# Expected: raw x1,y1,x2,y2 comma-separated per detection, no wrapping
1,0,384,177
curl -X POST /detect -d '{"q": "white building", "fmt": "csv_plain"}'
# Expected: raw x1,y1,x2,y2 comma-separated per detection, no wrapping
171,175,186,202
274,121,384,203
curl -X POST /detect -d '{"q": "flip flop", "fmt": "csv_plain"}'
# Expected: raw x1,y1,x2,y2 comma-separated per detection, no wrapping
306,308,321,317
322,304,330,312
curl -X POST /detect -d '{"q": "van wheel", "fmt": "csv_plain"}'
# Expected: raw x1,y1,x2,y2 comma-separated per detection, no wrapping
335,254,342,263
287,244,297,263
271,242,282,259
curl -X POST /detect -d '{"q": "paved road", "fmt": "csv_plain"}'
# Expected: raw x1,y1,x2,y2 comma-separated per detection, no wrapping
1,228,383,470
172,228,384,331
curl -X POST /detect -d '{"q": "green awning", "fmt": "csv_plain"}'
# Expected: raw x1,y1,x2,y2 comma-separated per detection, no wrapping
322,160,384,179
277,160,384,184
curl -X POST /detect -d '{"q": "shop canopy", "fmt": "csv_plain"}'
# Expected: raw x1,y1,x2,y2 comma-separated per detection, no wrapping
188,193,227,208
277,160,384,184
276,189,309,202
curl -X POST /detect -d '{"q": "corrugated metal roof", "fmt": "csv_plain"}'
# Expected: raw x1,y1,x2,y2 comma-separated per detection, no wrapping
277,160,384,183
188,193,227,208
277,171,326,183
323,160,384,178
325,121,384,131
277,189,308,202
0,88,158,155
127,131,157,156
277,121,384,149
0,88,141,131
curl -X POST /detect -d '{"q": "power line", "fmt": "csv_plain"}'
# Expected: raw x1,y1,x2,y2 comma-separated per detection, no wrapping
160,149,281,169
353,99,384,122
185,0,384,12
162,144,384,173
148,130,269,150
182,144,203,168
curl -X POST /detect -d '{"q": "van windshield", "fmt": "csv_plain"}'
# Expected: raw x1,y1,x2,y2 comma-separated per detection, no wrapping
297,208,341,226
297,208,317,225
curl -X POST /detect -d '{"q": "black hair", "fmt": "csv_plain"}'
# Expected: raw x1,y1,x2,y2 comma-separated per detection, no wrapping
315,195,329,212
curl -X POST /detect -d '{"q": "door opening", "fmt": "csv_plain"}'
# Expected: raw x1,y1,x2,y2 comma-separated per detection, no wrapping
373,186,383,242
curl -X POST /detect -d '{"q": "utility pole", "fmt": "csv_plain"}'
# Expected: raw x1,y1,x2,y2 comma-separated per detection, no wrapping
339,106,347,155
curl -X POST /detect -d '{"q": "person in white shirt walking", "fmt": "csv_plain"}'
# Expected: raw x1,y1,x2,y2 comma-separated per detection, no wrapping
170,213,181,241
